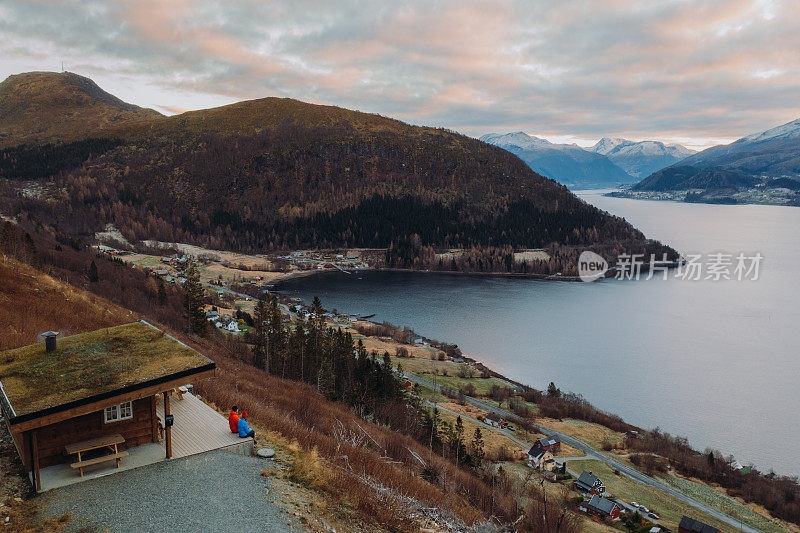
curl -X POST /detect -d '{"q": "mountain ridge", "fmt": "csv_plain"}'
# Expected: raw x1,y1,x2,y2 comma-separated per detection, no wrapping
0,71,160,148
0,71,676,272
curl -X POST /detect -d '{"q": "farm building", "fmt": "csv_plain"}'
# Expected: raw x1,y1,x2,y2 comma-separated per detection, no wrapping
678,516,720,533
484,412,507,428
0,321,246,492
535,435,561,452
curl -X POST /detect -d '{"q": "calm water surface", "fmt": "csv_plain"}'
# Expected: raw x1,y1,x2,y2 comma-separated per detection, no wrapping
278,191,800,476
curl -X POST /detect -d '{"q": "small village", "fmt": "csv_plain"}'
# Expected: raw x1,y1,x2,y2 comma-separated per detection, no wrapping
72,242,779,533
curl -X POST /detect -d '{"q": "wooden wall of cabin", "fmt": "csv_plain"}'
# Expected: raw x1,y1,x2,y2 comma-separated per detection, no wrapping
27,397,157,468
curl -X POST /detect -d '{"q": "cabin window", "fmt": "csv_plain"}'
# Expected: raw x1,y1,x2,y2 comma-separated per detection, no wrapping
104,401,133,423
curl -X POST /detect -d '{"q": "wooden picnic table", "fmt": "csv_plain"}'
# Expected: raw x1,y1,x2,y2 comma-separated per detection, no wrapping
65,434,128,477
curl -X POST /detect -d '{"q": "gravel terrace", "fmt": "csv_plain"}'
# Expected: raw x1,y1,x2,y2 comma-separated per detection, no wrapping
39,449,298,532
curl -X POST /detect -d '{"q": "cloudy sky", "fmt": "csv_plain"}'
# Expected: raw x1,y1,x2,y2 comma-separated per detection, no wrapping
1,0,798,149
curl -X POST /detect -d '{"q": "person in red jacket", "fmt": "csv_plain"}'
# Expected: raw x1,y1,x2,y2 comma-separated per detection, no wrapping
228,405,240,433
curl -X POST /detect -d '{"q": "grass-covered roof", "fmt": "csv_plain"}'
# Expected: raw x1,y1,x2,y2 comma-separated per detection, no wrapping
0,321,212,418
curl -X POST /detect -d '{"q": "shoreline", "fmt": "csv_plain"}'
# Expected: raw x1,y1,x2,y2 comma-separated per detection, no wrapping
274,280,786,481
269,262,680,289
268,266,585,289
605,190,800,207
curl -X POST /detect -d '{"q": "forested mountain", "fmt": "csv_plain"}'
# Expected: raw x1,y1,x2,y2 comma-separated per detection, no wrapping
631,166,759,192
480,132,634,189
0,71,675,269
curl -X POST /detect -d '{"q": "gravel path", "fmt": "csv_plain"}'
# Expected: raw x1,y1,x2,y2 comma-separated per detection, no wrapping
39,449,297,532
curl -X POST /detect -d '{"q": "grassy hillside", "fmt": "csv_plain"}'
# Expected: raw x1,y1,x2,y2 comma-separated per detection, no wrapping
0,72,159,148
0,256,136,350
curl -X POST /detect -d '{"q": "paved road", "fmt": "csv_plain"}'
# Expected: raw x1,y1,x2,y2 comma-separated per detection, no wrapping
406,373,759,533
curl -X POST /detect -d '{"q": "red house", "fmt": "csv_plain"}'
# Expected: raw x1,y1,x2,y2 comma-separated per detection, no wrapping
580,495,621,520
536,436,561,452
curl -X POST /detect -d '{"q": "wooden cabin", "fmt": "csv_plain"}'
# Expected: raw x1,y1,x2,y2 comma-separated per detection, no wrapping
0,320,215,490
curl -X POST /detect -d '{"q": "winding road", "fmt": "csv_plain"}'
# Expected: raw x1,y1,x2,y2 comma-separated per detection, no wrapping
405,372,759,533
201,281,759,532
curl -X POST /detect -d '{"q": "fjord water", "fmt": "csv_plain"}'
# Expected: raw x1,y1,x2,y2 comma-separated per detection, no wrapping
278,191,800,475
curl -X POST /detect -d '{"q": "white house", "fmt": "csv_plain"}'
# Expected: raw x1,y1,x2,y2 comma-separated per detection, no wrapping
528,445,557,471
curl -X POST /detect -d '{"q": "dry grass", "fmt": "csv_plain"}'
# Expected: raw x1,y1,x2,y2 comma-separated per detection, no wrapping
436,407,523,458
202,263,284,282
351,332,442,359
191,346,521,529
0,321,210,416
387,354,459,374
0,256,136,351
0,498,70,533
437,402,585,459
539,418,625,451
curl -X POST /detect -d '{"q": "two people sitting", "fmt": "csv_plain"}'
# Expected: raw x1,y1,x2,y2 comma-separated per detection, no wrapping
228,405,256,441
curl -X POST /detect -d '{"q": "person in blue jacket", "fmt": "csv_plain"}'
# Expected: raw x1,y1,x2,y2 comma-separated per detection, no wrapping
237,410,256,441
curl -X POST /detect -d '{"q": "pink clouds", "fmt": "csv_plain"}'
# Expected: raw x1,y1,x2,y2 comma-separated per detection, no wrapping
1,0,799,146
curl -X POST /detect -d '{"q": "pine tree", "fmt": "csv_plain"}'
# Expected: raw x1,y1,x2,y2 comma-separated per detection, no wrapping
317,356,336,399
253,293,270,371
268,296,284,364
88,260,99,282
183,260,206,335
472,427,485,466
547,381,561,398
430,407,440,450
157,279,167,306
454,416,465,464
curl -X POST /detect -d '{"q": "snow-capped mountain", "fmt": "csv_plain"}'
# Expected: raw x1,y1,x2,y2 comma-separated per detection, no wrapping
480,132,634,189
589,138,695,178
626,116,800,205
737,117,800,146
663,115,800,178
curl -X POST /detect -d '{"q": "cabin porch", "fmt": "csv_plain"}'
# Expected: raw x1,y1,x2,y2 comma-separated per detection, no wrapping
35,392,251,492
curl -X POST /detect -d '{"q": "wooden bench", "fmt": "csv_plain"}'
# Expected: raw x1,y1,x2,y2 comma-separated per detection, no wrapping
171,386,189,400
65,434,128,477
